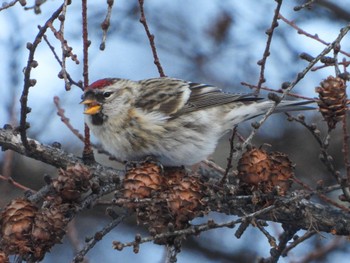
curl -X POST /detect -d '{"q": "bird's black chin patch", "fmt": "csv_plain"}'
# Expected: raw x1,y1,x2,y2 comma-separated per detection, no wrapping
91,112,108,126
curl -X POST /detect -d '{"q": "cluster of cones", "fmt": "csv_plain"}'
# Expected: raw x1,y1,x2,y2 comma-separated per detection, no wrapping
0,164,92,261
119,149,295,242
237,147,294,197
119,161,206,243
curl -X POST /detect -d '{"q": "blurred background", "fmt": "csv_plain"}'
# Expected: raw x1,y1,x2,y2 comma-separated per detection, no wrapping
1,0,350,262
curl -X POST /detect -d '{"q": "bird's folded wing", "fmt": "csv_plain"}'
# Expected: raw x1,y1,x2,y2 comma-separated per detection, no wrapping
136,78,261,117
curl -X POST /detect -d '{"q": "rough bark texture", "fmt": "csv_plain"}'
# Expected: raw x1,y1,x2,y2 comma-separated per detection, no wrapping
1,127,350,236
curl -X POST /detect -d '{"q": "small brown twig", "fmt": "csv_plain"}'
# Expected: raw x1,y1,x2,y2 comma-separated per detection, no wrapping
202,159,226,175
0,174,35,192
81,0,94,163
333,44,341,76
54,96,85,142
42,33,83,89
20,4,64,151
241,81,314,101
341,61,350,182
241,23,350,151
66,219,88,263
278,13,350,57
138,0,166,77
284,112,350,204
293,236,346,263
113,204,278,251
256,0,283,94
165,242,181,263
72,213,127,263
292,175,350,212
57,0,77,90
265,225,298,263
24,0,47,14
0,0,24,11
282,230,317,257
293,0,316,11
311,60,350,72
53,96,122,162
100,0,114,50
254,220,277,248
221,127,237,184
343,110,350,183
48,22,79,66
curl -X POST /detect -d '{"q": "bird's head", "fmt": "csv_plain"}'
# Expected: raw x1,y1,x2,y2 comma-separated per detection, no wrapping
81,78,136,118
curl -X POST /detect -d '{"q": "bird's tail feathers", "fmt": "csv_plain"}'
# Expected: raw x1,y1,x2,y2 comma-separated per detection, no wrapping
274,100,315,113
226,99,315,127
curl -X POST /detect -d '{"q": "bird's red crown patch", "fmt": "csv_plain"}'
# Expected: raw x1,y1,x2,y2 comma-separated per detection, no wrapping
88,78,116,89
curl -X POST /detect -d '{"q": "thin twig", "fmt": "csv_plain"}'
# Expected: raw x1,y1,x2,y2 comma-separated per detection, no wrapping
293,237,346,263
57,0,77,90
54,96,123,163
241,23,350,150
255,220,277,248
342,60,350,183
81,0,94,163
266,225,298,263
42,32,82,89
72,213,127,263
20,4,64,151
113,204,278,250
278,13,350,57
343,112,350,182
311,60,350,72
0,174,35,192
54,96,85,142
24,0,47,14
285,112,350,206
293,175,350,212
138,0,166,77
241,82,314,101
201,159,226,175
0,0,22,11
165,243,181,263
100,0,114,50
282,230,316,256
293,0,317,11
256,0,283,94
220,127,237,184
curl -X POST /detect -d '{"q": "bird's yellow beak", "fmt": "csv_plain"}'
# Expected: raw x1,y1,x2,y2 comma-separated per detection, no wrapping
81,99,102,115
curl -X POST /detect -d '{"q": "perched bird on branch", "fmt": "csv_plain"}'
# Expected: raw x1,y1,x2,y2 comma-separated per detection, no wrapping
81,77,313,166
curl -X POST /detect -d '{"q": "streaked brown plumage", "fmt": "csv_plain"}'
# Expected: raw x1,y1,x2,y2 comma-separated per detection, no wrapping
81,77,312,166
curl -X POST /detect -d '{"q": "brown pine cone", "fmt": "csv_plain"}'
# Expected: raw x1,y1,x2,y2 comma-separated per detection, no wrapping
237,148,271,185
123,161,163,200
0,198,38,257
316,76,347,130
237,148,294,196
31,204,70,261
164,169,204,228
269,152,294,196
132,168,205,240
53,164,92,202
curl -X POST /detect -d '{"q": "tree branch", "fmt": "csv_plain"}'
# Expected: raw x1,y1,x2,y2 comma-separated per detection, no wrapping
1,127,350,237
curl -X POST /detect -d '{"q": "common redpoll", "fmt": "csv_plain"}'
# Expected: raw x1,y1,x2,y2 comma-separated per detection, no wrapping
81,77,312,166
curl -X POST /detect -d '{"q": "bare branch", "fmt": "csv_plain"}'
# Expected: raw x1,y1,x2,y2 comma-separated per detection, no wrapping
138,0,166,77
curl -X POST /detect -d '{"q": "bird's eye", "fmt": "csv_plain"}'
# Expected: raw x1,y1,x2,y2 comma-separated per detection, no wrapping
103,92,113,98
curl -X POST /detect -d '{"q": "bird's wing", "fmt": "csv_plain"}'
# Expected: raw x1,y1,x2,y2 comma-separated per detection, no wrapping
136,78,261,116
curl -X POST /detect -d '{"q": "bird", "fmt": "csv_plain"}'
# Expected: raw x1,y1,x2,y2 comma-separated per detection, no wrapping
81,77,313,166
